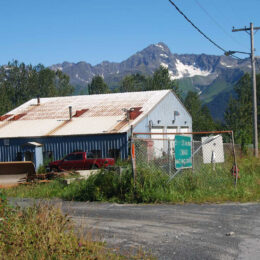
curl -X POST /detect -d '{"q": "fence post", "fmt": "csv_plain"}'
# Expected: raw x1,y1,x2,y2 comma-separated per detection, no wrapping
192,139,194,174
168,139,171,175
231,131,238,186
131,126,137,185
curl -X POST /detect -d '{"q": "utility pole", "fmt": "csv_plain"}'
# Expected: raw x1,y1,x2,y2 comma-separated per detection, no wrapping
232,23,260,157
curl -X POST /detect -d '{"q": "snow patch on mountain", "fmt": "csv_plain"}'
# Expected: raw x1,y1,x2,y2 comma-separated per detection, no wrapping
160,54,168,58
52,66,63,71
155,44,166,52
195,87,202,95
160,62,168,69
75,73,88,83
171,59,211,80
220,61,233,68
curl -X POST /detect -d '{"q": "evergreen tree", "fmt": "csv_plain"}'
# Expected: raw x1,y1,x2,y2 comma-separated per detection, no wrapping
88,75,109,95
184,91,216,131
224,73,260,150
119,74,147,92
147,66,181,98
0,61,74,115
118,66,181,98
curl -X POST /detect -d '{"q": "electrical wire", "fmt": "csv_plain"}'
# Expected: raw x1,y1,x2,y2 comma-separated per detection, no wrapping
193,0,248,50
168,0,241,60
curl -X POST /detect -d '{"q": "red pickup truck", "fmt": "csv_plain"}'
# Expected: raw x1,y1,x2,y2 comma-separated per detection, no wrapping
48,152,115,172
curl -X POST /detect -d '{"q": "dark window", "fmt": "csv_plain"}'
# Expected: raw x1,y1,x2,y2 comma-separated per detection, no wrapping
44,151,53,160
91,150,101,158
25,151,33,161
86,152,94,159
75,153,83,160
64,154,76,161
109,149,120,159
16,152,23,161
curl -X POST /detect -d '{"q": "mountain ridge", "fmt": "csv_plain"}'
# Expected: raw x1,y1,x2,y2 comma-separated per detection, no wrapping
50,42,256,120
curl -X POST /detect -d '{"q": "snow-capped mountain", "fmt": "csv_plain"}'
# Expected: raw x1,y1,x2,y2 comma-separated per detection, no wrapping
50,42,256,120
50,42,251,87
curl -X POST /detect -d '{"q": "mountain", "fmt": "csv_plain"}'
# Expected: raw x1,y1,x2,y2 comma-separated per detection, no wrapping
50,42,257,120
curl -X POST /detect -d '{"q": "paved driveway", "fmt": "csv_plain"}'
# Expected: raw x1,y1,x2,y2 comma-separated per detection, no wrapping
9,199,260,260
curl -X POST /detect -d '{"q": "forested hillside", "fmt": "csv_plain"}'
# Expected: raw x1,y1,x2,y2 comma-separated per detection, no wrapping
0,61,74,115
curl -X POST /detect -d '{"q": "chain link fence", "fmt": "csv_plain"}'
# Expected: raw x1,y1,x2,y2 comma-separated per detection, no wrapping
132,131,238,184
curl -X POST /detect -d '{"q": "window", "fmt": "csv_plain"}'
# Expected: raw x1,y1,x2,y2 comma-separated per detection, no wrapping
109,149,120,159
25,151,33,162
91,150,101,158
86,152,94,159
16,152,23,161
44,151,53,160
73,149,83,153
75,153,83,160
64,154,76,161
180,126,189,133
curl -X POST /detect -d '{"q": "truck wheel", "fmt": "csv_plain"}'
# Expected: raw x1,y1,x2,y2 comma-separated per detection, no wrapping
91,165,99,170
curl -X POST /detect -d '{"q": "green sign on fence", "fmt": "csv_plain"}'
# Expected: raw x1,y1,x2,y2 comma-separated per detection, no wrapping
175,135,192,169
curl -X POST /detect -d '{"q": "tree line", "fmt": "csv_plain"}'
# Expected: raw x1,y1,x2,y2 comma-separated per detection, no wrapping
89,67,259,148
225,73,260,151
0,61,74,115
88,65,181,96
88,66,217,132
0,61,258,149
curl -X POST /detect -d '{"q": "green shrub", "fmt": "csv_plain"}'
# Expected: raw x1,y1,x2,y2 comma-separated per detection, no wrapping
3,156,260,204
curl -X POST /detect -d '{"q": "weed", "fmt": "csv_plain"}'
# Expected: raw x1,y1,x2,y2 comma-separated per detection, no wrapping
0,202,153,259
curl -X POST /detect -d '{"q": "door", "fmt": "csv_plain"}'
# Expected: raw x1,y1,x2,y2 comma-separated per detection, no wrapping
85,152,96,169
151,127,164,158
167,127,177,155
180,126,189,133
61,153,77,170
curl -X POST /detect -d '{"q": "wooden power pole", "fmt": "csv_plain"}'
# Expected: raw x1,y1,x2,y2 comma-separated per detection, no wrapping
232,23,259,157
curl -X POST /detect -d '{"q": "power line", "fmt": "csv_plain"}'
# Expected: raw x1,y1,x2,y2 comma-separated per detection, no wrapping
193,0,248,50
168,0,240,59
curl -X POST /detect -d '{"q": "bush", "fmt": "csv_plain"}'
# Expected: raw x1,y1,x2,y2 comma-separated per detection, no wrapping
62,166,134,202
3,156,260,204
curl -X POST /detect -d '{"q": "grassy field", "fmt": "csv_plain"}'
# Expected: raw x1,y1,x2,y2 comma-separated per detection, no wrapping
2,156,260,204
0,193,152,259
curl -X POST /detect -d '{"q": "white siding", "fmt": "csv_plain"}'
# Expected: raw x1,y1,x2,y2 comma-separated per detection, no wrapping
134,91,192,134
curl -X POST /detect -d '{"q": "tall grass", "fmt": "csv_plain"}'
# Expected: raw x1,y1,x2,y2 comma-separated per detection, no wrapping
3,156,260,203
0,193,152,259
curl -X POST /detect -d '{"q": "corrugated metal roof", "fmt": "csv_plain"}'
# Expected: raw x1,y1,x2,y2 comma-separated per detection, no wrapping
0,90,171,138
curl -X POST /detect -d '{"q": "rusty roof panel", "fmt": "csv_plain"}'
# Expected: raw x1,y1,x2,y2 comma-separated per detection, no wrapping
0,90,170,138
0,115,13,121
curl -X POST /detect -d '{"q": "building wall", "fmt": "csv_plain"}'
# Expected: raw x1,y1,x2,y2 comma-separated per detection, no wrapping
0,133,128,164
0,91,191,164
134,91,192,135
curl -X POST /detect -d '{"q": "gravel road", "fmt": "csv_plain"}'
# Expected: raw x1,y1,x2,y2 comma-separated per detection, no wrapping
9,199,260,260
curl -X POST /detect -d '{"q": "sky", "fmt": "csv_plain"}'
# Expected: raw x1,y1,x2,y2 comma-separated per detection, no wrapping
0,0,260,66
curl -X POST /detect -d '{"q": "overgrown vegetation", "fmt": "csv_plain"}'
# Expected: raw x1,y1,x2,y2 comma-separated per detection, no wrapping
0,193,152,259
3,156,260,203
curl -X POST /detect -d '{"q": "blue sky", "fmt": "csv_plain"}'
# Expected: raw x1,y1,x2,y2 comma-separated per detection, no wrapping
0,0,260,66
